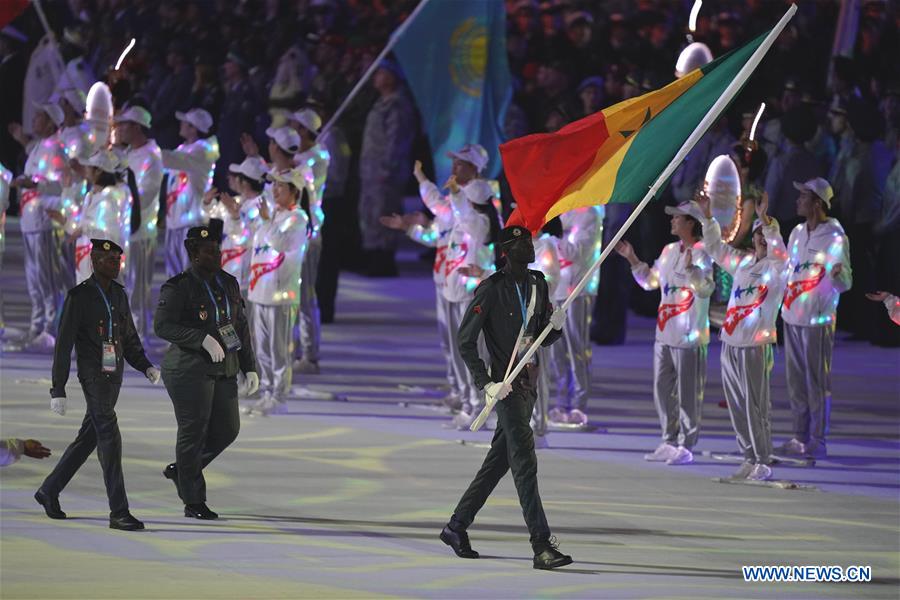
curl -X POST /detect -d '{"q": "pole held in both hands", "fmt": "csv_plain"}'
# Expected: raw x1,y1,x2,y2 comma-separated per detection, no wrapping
471,3,798,432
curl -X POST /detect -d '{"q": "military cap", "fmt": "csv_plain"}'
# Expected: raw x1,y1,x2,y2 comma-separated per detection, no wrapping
186,218,224,242
500,225,530,247
90,238,124,254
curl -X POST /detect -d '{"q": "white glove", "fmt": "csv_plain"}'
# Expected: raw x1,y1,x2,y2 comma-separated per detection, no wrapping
50,396,67,416
201,335,225,363
145,366,161,385
549,306,567,330
484,381,512,402
245,371,259,396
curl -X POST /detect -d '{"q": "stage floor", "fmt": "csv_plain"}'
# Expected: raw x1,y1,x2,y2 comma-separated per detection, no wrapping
2,221,898,599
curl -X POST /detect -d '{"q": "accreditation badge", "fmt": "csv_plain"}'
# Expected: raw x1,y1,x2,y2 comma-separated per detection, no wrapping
218,323,242,352
517,335,537,366
102,342,117,373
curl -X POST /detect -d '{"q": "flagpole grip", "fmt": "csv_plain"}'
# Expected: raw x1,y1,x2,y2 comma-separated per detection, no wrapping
320,0,436,136
500,4,798,389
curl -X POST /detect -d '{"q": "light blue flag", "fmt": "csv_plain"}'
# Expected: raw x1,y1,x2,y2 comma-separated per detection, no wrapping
392,0,511,184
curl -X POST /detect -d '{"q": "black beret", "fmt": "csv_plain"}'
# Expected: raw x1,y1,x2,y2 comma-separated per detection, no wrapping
90,239,123,254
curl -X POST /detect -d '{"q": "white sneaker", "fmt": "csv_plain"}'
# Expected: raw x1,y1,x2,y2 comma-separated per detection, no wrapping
452,410,475,430
252,398,289,417
548,408,568,425
731,461,755,479
666,446,694,465
26,331,56,353
778,438,807,456
567,409,589,428
644,443,679,462
293,358,320,375
241,395,268,415
747,463,773,481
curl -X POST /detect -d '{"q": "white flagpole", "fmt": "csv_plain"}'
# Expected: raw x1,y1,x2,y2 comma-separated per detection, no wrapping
319,0,435,137
472,3,798,432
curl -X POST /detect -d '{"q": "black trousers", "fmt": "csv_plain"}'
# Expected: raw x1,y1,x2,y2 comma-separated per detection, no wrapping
162,370,240,504
41,379,129,516
451,378,551,546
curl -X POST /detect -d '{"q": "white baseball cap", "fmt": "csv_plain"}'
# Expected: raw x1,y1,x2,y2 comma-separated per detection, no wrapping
664,200,705,221
290,108,322,135
80,149,121,173
265,126,301,154
175,108,213,134
34,102,64,127
115,106,152,128
228,156,268,182
447,143,489,173
268,167,310,192
793,178,834,209
60,88,87,114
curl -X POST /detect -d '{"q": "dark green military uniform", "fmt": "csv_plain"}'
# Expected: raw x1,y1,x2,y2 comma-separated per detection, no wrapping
154,263,255,505
450,266,562,548
41,273,152,517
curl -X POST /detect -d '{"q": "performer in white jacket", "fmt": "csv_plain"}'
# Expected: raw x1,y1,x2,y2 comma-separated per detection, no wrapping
779,178,852,459
384,144,497,428
698,192,790,481
289,108,329,375
162,109,219,277
201,156,269,291
616,201,713,465
70,150,132,285
10,103,67,349
866,292,900,325
116,106,163,339
243,168,309,416
548,206,604,429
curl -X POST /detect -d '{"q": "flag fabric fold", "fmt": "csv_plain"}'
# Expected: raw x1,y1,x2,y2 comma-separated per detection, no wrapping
393,0,511,184
501,30,769,233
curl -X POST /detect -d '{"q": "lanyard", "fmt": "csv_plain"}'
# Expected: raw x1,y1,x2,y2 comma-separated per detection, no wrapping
514,280,529,328
202,276,231,325
93,281,113,342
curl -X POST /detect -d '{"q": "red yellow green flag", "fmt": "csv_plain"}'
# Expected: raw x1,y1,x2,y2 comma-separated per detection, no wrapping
501,30,768,232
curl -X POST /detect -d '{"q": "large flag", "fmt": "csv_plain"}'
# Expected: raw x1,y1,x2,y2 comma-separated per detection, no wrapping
393,0,511,184
502,30,769,232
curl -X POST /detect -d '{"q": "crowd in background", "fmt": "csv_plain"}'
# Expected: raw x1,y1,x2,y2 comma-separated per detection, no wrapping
2,0,898,345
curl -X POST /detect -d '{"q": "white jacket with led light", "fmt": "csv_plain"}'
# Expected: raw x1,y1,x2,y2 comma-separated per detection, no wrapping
702,217,790,347
782,218,852,327
74,183,132,283
162,136,219,229
631,240,714,348
247,205,308,306
554,206,605,303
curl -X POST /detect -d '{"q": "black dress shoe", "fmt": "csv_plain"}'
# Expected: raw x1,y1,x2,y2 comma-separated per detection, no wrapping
34,489,66,519
440,524,479,559
163,463,182,497
533,538,573,570
184,503,219,520
109,513,145,531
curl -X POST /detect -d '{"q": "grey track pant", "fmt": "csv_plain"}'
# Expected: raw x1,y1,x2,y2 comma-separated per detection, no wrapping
652,342,707,449
23,230,62,336
784,323,834,445
251,302,296,401
721,343,774,464
295,237,321,363
550,295,594,412
165,226,190,277
125,237,157,339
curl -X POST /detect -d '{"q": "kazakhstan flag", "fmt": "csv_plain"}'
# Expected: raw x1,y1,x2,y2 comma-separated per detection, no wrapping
393,0,511,184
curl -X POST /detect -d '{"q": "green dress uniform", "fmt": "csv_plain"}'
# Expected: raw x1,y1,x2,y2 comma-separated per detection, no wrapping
40,253,152,518
450,265,562,549
154,251,256,505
